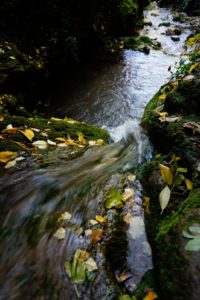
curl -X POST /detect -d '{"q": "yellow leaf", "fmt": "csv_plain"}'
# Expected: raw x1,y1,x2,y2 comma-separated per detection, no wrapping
5,159,17,169
188,63,199,73
79,250,90,262
51,117,63,121
0,116,4,121
159,92,168,100
0,151,18,163
185,178,193,190
57,211,72,222
143,291,158,300
158,112,168,122
78,132,87,144
159,164,173,185
122,188,134,202
95,215,106,223
20,128,35,141
55,137,66,142
143,197,150,214
53,227,65,240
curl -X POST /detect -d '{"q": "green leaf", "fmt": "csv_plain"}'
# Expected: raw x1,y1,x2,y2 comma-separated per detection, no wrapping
185,237,200,251
106,188,123,209
189,225,200,236
182,230,195,239
177,167,187,173
174,174,185,186
65,249,86,284
159,185,171,214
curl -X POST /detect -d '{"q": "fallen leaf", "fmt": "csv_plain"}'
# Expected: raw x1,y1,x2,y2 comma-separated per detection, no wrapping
79,250,90,262
95,215,106,223
57,143,68,147
158,111,168,122
55,137,66,142
85,229,92,236
185,237,200,251
47,139,57,146
32,140,48,149
159,185,171,214
159,92,168,100
53,227,65,240
5,159,17,169
90,229,103,243
58,211,72,222
31,127,40,133
89,219,98,226
78,132,87,144
84,257,98,272
122,188,134,202
159,164,173,185
116,272,132,283
182,230,194,239
143,291,158,300
127,174,136,182
106,188,123,209
20,128,35,141
189,225,200,235
2,124,18,133
189,62,199,73
0,116,4,121
143,196,150,214
0,151,18,163
165,116,182,123
177,167,187,173
119,295,132,300
185,178,193,190
65,249,86,284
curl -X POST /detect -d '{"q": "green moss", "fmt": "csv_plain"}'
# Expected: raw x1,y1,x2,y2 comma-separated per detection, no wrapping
141,91,162,127
157,188,200,239
122,35,161,51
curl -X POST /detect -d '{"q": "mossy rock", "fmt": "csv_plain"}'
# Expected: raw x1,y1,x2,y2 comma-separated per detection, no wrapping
122,35,161,52
154,189,200,300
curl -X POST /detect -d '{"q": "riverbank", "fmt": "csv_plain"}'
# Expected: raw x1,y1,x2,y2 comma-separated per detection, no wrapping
141,26,200,300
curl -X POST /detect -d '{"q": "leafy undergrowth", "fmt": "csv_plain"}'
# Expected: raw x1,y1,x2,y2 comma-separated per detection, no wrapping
0,107,109,170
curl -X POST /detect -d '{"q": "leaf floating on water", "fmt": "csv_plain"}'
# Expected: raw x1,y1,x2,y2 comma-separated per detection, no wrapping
32,140,48,149
20,128,35,141
0,151,18,163
106,187,123,209
53,227,65,240
122,188,134,202
57,211,72,222
95,215,106,223
84,257,98,272
159,185,171,214
85,229,92,236
143,291,158,300
159,164,173,185
185,178,193,190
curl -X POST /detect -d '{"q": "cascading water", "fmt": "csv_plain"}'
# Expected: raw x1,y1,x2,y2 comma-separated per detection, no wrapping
0,5,194,300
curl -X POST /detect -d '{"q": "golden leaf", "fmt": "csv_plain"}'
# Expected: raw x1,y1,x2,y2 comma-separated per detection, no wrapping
159,92,168,101
159,164,173,185
20,128,35,141
79,250,90,262
143,196,150,214
122,188,134,202
143,291,158,300
90,230,103,243
55,137,66,142
0,151,18,163
95,215,106,223
53,227,65,240
0,116,4,122
78,132,87,144
185,178,193,190
188,62,199,73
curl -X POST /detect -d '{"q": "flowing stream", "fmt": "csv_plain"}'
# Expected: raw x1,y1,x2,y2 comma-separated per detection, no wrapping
0,6,193,300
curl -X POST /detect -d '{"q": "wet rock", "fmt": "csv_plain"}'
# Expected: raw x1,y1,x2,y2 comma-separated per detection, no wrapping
143,46,150,54
165,28,174,36
151,10,160,17
143,19,153,26
174,28,182,36
158,22,171,27
171,36,180,42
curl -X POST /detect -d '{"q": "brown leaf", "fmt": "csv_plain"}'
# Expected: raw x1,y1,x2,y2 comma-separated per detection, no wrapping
90,230,103,243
